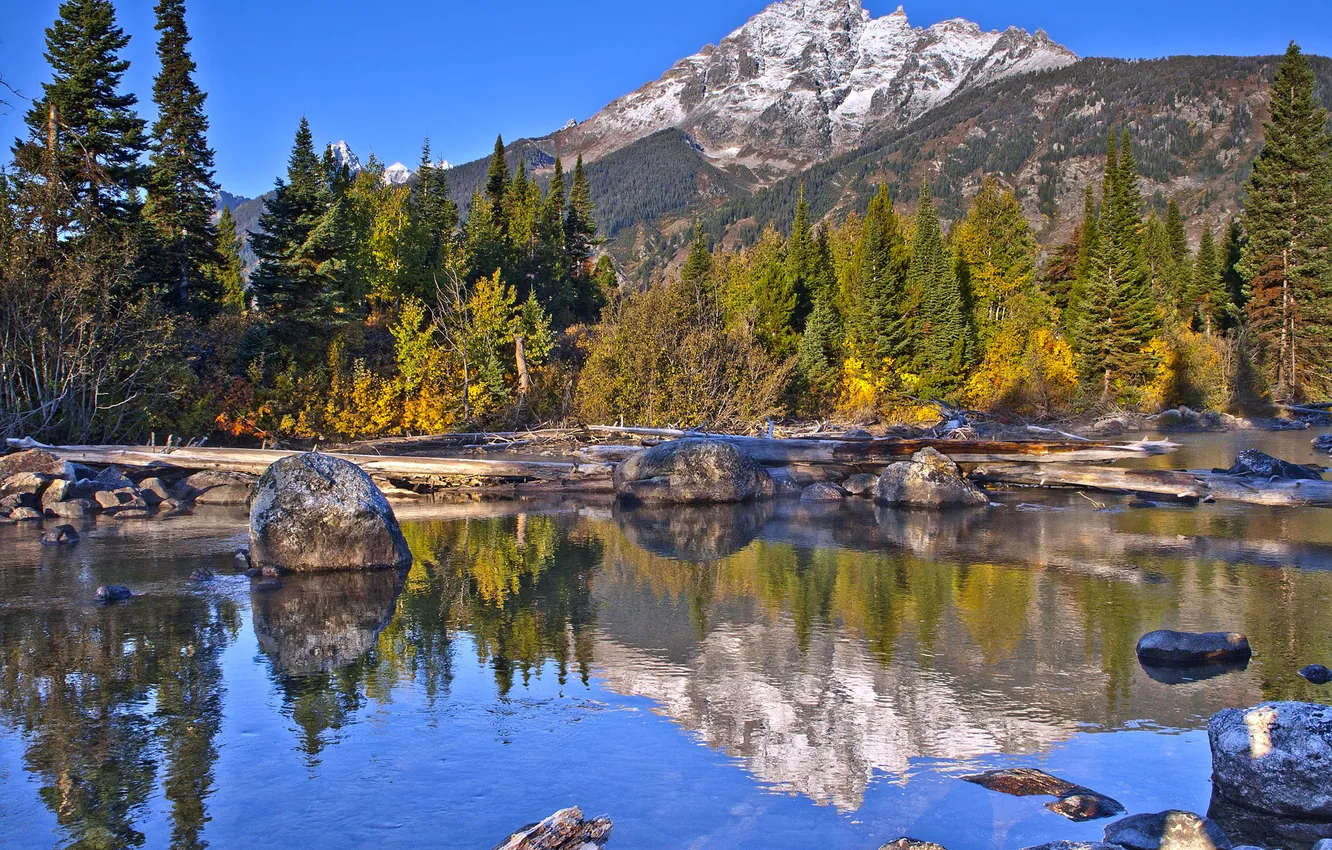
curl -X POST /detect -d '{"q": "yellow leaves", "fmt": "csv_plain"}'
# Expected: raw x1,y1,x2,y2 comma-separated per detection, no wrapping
1141,326,1227,412
962,316,1077,416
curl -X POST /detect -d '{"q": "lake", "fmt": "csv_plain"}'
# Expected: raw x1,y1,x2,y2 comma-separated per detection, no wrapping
2,430,1330,850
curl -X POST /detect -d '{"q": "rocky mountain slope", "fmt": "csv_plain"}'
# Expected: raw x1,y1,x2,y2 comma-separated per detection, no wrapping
557,0,1074,183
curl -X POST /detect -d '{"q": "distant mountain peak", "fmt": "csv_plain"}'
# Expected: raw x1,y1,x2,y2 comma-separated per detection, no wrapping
383,162,413,185
556,1,1076,179
327,140,363,175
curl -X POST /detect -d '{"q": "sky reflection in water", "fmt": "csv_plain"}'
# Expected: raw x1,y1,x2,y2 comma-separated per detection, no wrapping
1,432,1331,849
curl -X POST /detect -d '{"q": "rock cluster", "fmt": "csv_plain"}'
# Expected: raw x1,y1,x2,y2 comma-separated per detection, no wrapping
963,768,1125,823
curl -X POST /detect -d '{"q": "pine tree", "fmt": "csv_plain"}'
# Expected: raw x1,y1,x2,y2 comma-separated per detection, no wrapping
910,182,973,389
681,221,714,304
484,134,509,232
1192,225,1226,335
401,139,459,302
786,184,817,329
1164,199,1191,307
953,176,1036,348
465,189,505,283
19,0,147,232
562,155,602,323
1238,42,1332,400
796,287,843,405
249,118,344,349
213,205,246,312
534,156,567,304
144,0,219,314
849,184,910,365
1064,183,1100,344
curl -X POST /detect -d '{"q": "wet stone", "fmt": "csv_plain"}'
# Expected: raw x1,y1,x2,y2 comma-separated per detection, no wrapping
1104,810,1231,850
1047,792,1127,822
842,473,880,497
253,579,283,593
40,525,80,546
9,507,43,521
190,569,215,583
95,585,133,604
1299,664,1331,685
1136,630,1251,665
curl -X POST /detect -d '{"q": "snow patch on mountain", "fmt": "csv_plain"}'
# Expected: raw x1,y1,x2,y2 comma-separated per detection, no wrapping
558,0,1076,172
383,162,413,185
327,140,363,175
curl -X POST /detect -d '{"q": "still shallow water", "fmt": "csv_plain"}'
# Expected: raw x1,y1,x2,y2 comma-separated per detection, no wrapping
1,431,1330,850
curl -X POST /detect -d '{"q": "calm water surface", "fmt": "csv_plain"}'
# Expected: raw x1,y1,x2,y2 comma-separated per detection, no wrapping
1,430,1330,850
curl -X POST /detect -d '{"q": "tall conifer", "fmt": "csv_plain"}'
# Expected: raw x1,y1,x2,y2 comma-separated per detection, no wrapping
1238,42,1332,399
911,182,973,387
144,0,219,314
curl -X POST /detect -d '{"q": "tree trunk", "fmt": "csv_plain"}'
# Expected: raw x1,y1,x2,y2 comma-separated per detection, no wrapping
515,334,531,397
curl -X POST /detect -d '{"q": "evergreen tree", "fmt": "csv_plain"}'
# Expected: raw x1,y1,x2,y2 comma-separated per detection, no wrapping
953,177,1036,347
1237,42,1332,400
1192,225,1226,335
248,118,344,349
562,155,602,323
465,189,505,283
213,205,246,312
910,182,973,388
1064,183,1100,343
401,139,459,302
144,0,219,314
484,134,509,232
19,0,147,232
680,221,714,304
534,157,567,303
745,226,798,357
796,287,843,405
849,184,910,365
786,184,817,328
1164,199,1191,307
1220,218,1247,318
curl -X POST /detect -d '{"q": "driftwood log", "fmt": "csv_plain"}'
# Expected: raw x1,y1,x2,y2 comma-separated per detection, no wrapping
5,439,614,486
973,462,1332,507
585,426,1176,465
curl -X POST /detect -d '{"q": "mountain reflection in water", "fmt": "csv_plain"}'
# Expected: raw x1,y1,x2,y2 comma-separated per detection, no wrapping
1,478,1331,848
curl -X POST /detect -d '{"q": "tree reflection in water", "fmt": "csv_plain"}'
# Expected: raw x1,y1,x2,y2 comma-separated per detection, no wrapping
0,592,239,849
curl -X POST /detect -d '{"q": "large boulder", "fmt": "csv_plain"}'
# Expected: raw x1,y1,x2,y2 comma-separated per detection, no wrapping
875,447,988,508
613,439,775,505
1136,630,1251,665
1314,435,1332,455
492,807,611,850
0,449,71,480
249,453,412,572
2,472,51,499
1104,811,1230,850
1208,702,1332,822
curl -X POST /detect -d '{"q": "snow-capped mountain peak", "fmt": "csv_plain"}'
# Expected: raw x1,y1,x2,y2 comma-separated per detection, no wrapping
382,162,413,185
556,1,1076,175
327,140,363,175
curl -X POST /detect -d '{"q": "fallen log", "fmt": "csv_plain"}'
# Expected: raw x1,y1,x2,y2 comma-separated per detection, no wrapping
5,439,614,484
584,426,1175,465
972,462,1332,507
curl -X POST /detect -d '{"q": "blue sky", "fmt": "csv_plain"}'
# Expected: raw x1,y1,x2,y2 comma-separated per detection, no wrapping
2,0,1330,199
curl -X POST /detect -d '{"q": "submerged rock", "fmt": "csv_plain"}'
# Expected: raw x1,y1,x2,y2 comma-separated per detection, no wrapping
96,585,133,604
1022,844,1126,850
801,482,846,502
1299,664,1332,685
964,768,1124,823
1314,435,1332,454
878,840,947,850
189,569,215,583
614,439,774,505
1209,702,1332,822
1104,810,1231,850
1136,630,1251,665
1221,450,1322,481
842,473,879,497
249,452,412,572
492,807,612,850
40,525,79,546
876,447,988,508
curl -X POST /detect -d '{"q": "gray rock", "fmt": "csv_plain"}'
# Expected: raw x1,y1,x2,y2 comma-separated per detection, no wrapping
0,492,31,509
96,585,133,604
40,525,79,546
190,569,215,583
46,498,96,519
878,841,947,850
1314,435,1332,454
875,447,988,508
95,466,135,491
491,806,612,850
2,472,52,498
138,477,171,505
0,449,70,479
1300,665,1332,685
1022,844,1127,850
842,473,880,496
1136,630,1251,665
767,467,806,497
111,508,155,519
801,482,846,502
1209,702,1332,821
843,428,874,440
112,488,148,509
249,452,413,572
94,491,123,510
253,579,283,593
614,439,775,505
1104,811,1231,850
1222,450,1322,481
182,470,258,506
1314,840,1332,850
233,549,251,571
9,507,43,521
40,478,73,507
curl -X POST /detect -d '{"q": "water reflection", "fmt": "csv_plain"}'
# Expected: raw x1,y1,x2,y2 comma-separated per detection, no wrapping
0,591,239,849
3,476,1332,848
